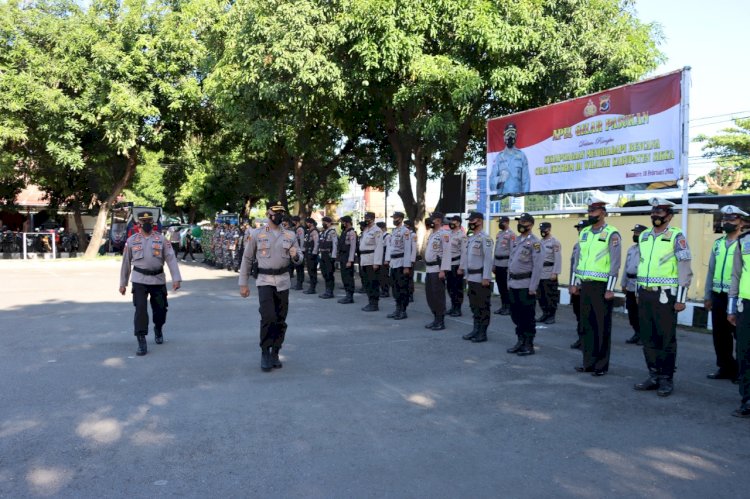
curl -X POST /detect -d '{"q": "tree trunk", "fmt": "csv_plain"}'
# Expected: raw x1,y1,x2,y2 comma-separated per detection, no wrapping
293,156,304,216
73,205,87,252
84,147,139,258
188,205,197,224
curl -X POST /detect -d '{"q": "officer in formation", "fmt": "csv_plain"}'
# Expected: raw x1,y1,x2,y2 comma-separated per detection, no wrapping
337,216,358,304
460,212,494,343
446,215,467,317
404,219,418,303
384,211,413,320
359,212,384,311
493,216,515,315
318,216,338,299
377,222,391,298
728,209,750,417
239,201,302,372
356,220,368,294
622,224,648,346
536,222,561,324
423,212,452,330
303,218,320,294
705,206,747,382
569,220,589,350
225,224,241,272
570,197,621,376
292,216,306,290
119,212,182,356
505,213,543,355
634,198,693,397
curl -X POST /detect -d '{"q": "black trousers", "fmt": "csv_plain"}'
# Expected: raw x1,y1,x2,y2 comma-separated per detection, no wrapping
538,278,559,316
710,291,738,375
295,262,305,286
494,265,510,308
305,254,318,287
625,290,640,336
180,243,194,260
340,261,355,293
468,281,491,327
571,292,583,337
132,283,168,336
320,253,335,289
425,272,446,316
737,300,750,402
390,267,410,309
638,288,678,377
580,281,613,372
257,285,289,349
509,287,536,341
362,265,380,302
446,264,465,308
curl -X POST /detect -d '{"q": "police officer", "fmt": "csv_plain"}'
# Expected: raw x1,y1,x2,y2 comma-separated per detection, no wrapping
569,220,589,350
404,219,418,303
622,224,648,345
303,217,320,294
460,212,494,342
493,216,515,315
318,216,338,299
424,212,452,330
728,215,750,417
356,221,368,294
506,213,544,355
705,205,747,381
359,212,384,311
377,222,391,298
384,211,413,320
536,222,562,324
239,201,302,372
292,216,306,290
446,215,467,317
634,198,693,396
119,212,182,356
570,198,621,376
489,123,530,195
337,216,358,304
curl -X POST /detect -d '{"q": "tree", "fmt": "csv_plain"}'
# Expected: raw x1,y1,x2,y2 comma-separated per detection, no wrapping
695,118,750,193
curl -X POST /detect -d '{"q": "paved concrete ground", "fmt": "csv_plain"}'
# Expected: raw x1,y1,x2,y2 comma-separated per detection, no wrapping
1,258,749,498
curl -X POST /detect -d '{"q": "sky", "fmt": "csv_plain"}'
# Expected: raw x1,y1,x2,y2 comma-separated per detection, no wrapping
635,0,750,180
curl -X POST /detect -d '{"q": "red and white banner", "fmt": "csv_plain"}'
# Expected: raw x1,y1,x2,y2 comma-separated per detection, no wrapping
486,70,685,196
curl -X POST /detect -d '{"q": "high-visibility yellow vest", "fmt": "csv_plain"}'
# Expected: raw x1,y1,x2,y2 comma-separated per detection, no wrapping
637,227,681,288
712,236,737,293
575,225,616,282
739,237,750,300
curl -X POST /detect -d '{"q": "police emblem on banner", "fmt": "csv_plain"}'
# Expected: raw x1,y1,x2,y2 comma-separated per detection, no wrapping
599,95,611,112
584,99,597,117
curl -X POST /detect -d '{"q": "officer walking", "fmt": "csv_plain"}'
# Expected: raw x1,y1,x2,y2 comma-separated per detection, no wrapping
622,224,648,345
384,211,413,320
569,220,589,350
460,212,494,342
570,198,621,376
493,216,515,315
292,216,306,290
318,216,338,299
377,222,391,298
506,213,544,355
423,212,452,330
359,212,384,311
705,205,746,381
119,212,182,356
446,215,467,317
337,216,358,304
303,217,320,294
239,201,302,372
634,198,693,396
536,222,562,324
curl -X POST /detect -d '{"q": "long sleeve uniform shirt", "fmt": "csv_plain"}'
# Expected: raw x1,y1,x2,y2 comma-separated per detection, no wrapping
622,244,640,293
507,233,544,292
494,229,516,268
238,226,302,290
120,231,182,287
424,228,452,273
540,236,562,280
359,225,384,266
385,225,412,269
460,230,494,283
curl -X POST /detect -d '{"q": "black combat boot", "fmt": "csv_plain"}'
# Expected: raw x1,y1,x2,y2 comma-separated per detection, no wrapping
535,313,548,323
544,314,555,325
507,337,523,353
471,324,487,343
154,326,163,344
338,292,354,304
136,335,147,356
462,319,479,340
499,304,511,316
634,369,660,391
625,333,640,344
261,348,272,372
409,293,414,303
424,315,438,329
732,400,750,418
449,305,462,317
303,285,317,294
294,282,304,291
516,338,535,356
271,347,283,369
657,376,674,397
394,306,408,320
387,307,400,318
361,299,378,312
431,315,446,331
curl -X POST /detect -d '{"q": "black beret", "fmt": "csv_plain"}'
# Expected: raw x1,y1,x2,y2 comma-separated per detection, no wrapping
322,216,332,223
340,215,352,223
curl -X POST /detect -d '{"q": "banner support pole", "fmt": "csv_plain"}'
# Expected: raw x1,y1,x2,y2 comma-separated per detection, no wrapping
680,66,691,236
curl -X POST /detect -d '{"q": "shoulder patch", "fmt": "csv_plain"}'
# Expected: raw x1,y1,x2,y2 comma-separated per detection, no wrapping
677,235,687,250
533,242,541,252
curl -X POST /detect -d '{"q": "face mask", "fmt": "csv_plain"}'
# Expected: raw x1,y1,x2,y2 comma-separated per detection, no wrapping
322,223,329,230
449,222,458,230
587,215,599,225
651,215,667,227
141,223,153,233
540,230,549,238
425,218,434,229
723,222,739,233
270,213,283,226
632,235,639,243
499,223,507,231
517,224,528,234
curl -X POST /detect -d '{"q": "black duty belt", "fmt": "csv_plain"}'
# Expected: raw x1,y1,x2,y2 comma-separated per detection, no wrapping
451,256,461,262
627,273,637,278
257,267,289,276
468,268,483,274
320,249,332,253
134,266,164,276
360,249,374,255
495,255,509,260
390,253,404,258
425,260,440,266
509,272,532,280
543,262,554,267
